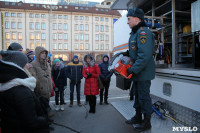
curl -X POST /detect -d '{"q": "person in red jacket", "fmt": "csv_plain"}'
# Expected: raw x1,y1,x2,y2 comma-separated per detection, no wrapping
82,54,101,113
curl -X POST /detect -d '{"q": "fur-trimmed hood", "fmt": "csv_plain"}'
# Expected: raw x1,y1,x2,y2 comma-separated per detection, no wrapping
102,54,109,63
0,77,36,92
83,54,95,68
35,46,48,60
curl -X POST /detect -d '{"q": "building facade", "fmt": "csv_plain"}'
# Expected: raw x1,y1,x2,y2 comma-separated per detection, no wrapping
0,1,120,62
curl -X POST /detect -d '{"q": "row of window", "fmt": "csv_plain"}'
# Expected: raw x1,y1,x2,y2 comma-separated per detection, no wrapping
95,25,109,32
30,43,46,50
53,43,69,50
5,21,22,29
29,33,46,40
5,12,22,17
74,24,89,31
5,32,22,40
5,21,109,32
29,13,47,19
95,17,109,22
6,32,110,41
52,23,68,30
95,44,109,50
73,34,89,41
95,34,109,41
52,33,69,40
74,16,109,22
5,12,110,22
5,42,109,51
52,43,109,51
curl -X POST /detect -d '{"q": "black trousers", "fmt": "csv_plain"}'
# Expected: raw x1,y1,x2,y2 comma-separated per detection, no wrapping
100,80,110,102
55,87,64,105
88,95,96,112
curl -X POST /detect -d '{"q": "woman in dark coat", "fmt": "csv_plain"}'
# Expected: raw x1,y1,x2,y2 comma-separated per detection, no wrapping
98,55,113,104
82,54,101,113
0,51,49,133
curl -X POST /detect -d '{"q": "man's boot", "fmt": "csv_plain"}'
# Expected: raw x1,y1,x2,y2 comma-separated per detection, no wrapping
134,114,151,132
69,101,73,107
77,101,82,107
125,108,142,124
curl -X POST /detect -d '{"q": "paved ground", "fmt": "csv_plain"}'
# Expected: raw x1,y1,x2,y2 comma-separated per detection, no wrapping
49,75,136,133
49,75,188,133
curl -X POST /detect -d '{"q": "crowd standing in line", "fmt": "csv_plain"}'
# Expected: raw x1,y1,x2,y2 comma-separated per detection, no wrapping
0,42,127,133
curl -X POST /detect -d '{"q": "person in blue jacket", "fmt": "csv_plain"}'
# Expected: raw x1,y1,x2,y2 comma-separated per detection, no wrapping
98,55,113,105
125,8,155,132
66,55,83,107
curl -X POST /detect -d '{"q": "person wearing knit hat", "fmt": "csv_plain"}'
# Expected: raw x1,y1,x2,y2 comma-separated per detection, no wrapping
52,58,67,111
25,49,35,63
54,58,60,64
66,55,83,107
7,42,23,52
125,7,155,132
0,50,27,69
0,50,49,133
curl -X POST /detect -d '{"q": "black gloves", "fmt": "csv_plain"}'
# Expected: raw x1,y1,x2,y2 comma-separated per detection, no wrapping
127,67,133,75
123,50,129,56
87,73,92,78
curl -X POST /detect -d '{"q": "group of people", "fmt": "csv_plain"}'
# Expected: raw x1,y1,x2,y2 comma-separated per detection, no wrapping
0,7,155,133
0,42,113,132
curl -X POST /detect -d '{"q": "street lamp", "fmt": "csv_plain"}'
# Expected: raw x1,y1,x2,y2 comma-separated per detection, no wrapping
43,4,58,64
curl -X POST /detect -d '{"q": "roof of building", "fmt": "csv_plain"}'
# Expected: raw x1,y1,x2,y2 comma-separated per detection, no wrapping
0,1,121,17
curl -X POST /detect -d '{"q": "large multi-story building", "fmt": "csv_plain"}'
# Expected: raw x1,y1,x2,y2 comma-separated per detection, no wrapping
0,1,120,62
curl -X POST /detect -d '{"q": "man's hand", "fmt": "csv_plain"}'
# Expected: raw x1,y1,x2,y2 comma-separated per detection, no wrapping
123,50,129,56
127,67,133,75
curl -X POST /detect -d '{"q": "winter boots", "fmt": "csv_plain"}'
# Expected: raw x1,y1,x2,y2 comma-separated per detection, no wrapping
69,101,73,107
134,114,151,132
125,109,142,124
77,101,82,107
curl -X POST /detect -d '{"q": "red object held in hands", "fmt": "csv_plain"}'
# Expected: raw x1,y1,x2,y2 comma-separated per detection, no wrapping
113,56,134,79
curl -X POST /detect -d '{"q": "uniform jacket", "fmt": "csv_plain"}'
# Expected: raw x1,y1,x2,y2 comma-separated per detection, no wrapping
52,63,67,89
0,60,48,133
128,21,155,81
66,60,83,84
82,55,101,95
29,46,53,99
98,55,113,81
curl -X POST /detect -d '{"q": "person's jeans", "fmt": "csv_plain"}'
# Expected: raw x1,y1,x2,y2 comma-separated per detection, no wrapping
70,83,81,101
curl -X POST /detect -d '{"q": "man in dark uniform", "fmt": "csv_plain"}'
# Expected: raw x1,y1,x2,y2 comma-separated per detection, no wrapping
125,8,155,132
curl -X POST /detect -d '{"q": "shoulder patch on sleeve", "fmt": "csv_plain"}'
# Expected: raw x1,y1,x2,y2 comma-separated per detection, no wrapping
140,31,147,35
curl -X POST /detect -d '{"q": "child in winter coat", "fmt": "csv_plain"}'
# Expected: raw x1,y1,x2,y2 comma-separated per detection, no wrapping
52,59,67,111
